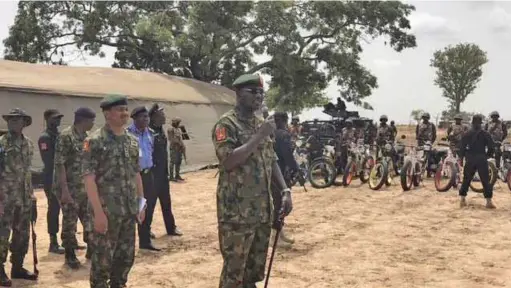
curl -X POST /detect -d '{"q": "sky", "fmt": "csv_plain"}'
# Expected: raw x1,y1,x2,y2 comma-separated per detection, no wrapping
0,1,509,124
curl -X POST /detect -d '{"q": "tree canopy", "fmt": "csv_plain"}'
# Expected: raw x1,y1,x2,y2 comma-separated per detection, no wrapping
410,109,425,122
3,1,417,114
430,43,488,114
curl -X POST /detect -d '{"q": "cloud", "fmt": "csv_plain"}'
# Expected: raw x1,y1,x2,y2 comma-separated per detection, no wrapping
488,6,511,33
372,59,401,68
408,12,460,39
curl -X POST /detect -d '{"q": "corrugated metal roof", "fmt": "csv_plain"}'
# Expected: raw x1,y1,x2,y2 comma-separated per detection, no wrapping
0,60,235,105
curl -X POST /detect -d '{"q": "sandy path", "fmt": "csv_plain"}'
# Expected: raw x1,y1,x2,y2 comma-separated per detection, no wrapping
10,168,511,288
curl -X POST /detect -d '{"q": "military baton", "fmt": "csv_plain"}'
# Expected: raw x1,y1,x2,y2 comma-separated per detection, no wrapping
264,211,285,288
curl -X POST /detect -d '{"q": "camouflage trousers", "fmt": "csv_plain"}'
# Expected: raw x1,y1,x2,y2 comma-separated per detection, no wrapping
61,196,91,250
0,203,30,267
218,222,271,288
90,215,136,288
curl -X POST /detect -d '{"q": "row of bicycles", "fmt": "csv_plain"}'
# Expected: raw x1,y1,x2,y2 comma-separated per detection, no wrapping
293,135,511,193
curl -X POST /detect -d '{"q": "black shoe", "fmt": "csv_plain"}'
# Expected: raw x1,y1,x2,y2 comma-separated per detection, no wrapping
65,249,81,270
10,267,37,281
0,265,11,287
49,235,65,254
139,243,161,251
167,227,183,236
176,176,185,181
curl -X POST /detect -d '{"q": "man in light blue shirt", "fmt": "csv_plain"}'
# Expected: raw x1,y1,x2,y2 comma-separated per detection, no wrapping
127,106,161,251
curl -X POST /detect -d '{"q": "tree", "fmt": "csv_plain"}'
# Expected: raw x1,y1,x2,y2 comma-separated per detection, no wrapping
430,43,488,113
3,1,417,113
410,109,425,122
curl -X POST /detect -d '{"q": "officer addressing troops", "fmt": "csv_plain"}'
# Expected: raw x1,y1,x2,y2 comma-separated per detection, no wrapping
168,117,186,182
484,111,508,170
0,109,38,286
38,109,65,254
212,73,293,288
53,107,96,269
83,95,146,288
127,106,160,251
458,114,496,209
148,104,182,237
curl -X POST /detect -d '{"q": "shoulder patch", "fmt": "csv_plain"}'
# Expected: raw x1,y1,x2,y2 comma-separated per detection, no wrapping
40,142,48,151
215,127,227,141
83,140,90,152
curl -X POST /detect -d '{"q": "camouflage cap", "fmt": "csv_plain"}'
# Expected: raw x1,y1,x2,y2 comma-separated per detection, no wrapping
345,118,353,123
130,106,148,118
44,109,64,120
171,117,181,123
2,108,32,127
232,73,263,88
148,103,164,117
100,94,128,110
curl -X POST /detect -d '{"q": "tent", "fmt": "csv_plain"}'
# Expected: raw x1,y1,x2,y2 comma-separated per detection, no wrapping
0,60,235,172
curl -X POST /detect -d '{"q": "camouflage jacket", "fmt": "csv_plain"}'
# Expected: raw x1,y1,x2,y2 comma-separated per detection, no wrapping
416,122,436,143
0,132,34,207
485,120,507,142
53,125,88,201
168,126,184,151
447,123,468,144
212,109,276,224
376,124,393,144
341,127,356,146
83,126,139,217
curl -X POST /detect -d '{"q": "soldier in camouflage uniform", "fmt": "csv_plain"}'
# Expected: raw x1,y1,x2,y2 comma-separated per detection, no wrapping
376,115,393,158
168,117,186,181
288,116,302,141
447,114,468,154
337,119,356,172
212,74,293,288
83,95,146,288
54,107,96,269
390,120,398,141
0,108,38,286
484,111,508,169
415,112,437,146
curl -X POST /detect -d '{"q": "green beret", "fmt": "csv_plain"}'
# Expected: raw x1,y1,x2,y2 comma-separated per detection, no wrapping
100,94,128,110
232,74,263,88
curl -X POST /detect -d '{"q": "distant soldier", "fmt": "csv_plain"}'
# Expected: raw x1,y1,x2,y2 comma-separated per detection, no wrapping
148,104,182,237
338,119,356,171
376,115,393,158
212,74,293,287
458,114,496,209
447,114,468,154
415,112,437,146
38,109,65,254
54,107,96,269
390,120,398,141
484,111,507,169
0,108,38,286
83,95,146,288
289,116,302,141
168,117,186,182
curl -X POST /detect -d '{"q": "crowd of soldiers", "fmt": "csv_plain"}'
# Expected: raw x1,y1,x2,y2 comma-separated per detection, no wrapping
0,95,186,287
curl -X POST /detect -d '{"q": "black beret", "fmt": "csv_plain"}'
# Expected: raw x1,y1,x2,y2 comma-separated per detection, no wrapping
100,94,128,110
74,107,96,119
148,103,164,117
130,106,148,118
44,109,63,120
274,112,288,120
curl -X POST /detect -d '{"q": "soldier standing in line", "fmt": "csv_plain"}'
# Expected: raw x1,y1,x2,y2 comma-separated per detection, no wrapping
168,117,186,182
127,106,160,251
447,114,468,154
484,111,507,169
415,112,437,146
458,114,496,209
289,115,302,141
83,95,146,288
390,120,398,141
54,107,96,269
212,74,293,288
0,108,38,286
148,104,182,237
38,109,66,254
338,119,356,172
376,115,393,159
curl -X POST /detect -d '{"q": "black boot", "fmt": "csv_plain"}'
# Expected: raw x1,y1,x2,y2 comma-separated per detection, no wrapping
169,163,175,181
10,266,37,281
85,246,93,260
175,164,184,181
0,265,11,287
49,234,65,254
65,248,81,269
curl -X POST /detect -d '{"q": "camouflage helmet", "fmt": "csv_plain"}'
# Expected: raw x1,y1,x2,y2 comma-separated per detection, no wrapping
490,111,499,118
453,114,463,120
421,112,431,119
345,118,353,124
292,115,299,121
379,115,388,121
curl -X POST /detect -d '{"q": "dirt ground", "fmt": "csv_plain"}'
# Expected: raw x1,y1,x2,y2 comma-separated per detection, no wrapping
13,125,511,288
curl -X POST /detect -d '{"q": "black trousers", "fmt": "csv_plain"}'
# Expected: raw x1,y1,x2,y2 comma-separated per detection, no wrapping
493,144,502,168
44,187,60,235
152,168,177,234
270,186,282,230
138,170,156,245
459,155,493,199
